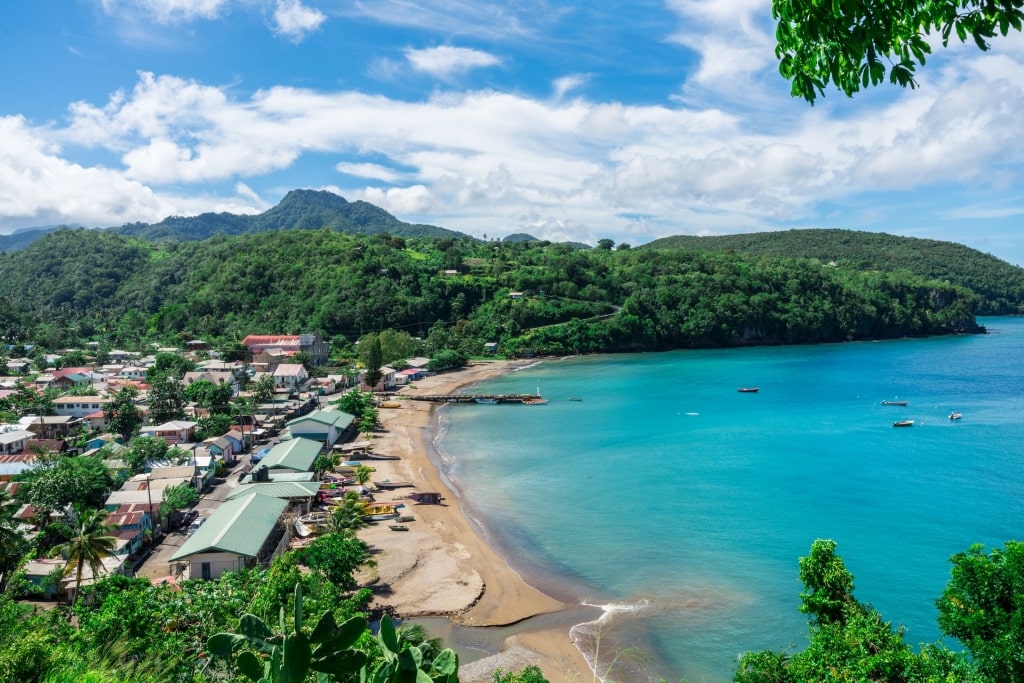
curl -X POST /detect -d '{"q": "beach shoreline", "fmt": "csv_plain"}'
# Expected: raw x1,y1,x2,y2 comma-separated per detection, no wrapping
350,360,595,683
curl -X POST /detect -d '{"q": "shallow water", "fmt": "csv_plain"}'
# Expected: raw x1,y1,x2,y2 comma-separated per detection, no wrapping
435,318,1024,682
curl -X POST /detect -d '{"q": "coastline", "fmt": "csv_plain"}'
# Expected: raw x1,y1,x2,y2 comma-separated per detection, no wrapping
351,360,595,683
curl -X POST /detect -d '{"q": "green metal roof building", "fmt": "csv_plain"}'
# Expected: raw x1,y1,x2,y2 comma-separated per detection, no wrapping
170,493,288,580
258,437,322,472
286,408,355,447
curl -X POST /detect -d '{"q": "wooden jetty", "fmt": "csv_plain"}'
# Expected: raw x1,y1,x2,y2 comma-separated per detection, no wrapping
409,393,543,404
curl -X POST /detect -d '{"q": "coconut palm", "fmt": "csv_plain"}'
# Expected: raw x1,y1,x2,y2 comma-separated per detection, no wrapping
0,490,27,591
49,506,117,606
354,464,374,487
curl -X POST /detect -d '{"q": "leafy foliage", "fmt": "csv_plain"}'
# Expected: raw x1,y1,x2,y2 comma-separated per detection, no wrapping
297,532,373,591
936,541,1024,683
15,454,116,518
773,0,1024,103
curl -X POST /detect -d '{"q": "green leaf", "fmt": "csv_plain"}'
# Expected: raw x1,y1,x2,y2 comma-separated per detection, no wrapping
397,646,422,672
379,615,399,654
293,582,304,631
311,649,369,675
431,649,458,676
237,650,266,683
240,614,275,653
283,632,312,683
207,632,243,659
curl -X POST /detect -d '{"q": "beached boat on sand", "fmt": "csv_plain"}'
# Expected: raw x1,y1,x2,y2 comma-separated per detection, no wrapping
375,480,415,489
388,524,409,531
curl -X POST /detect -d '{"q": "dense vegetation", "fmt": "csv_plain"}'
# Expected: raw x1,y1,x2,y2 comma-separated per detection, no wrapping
0,227,986,356
646,229,1024,315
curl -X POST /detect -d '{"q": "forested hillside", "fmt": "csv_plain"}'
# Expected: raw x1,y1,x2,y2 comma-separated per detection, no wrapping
0,228,980,355
646,229,1024,315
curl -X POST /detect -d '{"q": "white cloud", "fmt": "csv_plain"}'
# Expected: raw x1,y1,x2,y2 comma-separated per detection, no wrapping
100,0,229,23
341,0,536,40
553,74,589,100
404,46,501,79
272,0,326,41
335,163,407,183
4,47,1024,252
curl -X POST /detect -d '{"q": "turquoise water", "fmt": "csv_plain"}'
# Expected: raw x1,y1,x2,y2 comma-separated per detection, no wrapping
434,317,1024,682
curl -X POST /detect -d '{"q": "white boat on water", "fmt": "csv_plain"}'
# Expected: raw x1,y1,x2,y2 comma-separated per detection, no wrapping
475,397,498,404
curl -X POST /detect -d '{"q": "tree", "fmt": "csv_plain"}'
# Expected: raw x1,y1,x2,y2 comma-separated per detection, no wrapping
183,379,233,414
251,373,276,404
122,435,170,474
937,541,1024,683
736,539,984,683
145,352,194,381
773,0,1024,104
0,490,28,592
324,492,368,534
297,532,373,591
104,386,144,442
146,374,186,423
364,335,383,390
49,506,117,607
159,482,199,527
15,454,115,518
596,238,615,251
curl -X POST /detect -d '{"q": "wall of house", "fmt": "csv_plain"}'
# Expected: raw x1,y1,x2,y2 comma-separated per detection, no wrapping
183,551,248,580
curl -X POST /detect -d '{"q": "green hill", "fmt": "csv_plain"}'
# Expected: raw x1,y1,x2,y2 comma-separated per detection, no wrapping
644,229,1024,315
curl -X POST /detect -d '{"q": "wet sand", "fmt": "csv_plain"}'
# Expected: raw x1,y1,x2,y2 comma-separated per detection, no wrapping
350,361,594,683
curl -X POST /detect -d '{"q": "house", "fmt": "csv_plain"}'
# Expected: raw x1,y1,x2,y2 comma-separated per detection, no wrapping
170,493,288,580
241,334,330,366
226,479,320,513
0,429,33,456
273,364,309,393
118,366,147,381
20,415,78,439
183,370,239,395
284,409,354,448
139,421,197,444
53,396,111,419
509,291,524,299
204,436,235,464
0,451,37,480
258,437,322,472
5,359,31,374
106,507,156,556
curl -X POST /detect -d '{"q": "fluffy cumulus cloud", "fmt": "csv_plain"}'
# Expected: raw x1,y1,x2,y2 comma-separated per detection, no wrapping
5,41,1024,245
404,46,501,79
272,0,326,41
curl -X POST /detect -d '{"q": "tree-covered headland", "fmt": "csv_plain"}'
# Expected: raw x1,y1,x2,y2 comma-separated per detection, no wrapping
0,225,1002,358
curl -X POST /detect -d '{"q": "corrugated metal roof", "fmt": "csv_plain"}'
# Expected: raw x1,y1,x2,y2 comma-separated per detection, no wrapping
259,437,321,471
240,471,315,484
288,408,354,429
171,493,287,560
226,481,320,501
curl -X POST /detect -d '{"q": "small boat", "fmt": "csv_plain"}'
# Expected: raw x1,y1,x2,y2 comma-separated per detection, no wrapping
363,512,400,522
881,400,908,406
737,387,759,393
388,524,409,531
569,397,583,401
375,480,415,489
893,420,915,428
475,397,498,404
396,515,415,522
522,397,548,405
949,412,963,421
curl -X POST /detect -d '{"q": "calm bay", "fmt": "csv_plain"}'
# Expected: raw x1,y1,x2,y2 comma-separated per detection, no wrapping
434,317,1024,682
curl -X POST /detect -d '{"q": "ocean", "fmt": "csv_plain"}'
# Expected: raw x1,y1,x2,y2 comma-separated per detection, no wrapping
431,317,1024,682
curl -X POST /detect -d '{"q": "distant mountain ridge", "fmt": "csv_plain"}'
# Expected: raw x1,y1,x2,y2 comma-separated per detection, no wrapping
0,190,466,251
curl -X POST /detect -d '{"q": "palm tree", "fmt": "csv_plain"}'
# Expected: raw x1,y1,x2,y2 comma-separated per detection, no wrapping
354,465,374,487
0,490,27,592
49,506,117,606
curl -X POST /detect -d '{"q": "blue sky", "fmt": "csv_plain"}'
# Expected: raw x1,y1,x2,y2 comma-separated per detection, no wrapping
2,1,1024,265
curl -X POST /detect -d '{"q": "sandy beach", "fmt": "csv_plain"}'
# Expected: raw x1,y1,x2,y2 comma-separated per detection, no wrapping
349,361,594,683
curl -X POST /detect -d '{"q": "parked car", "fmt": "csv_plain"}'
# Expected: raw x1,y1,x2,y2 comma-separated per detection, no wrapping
179,509,198,530
186,516,205,536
